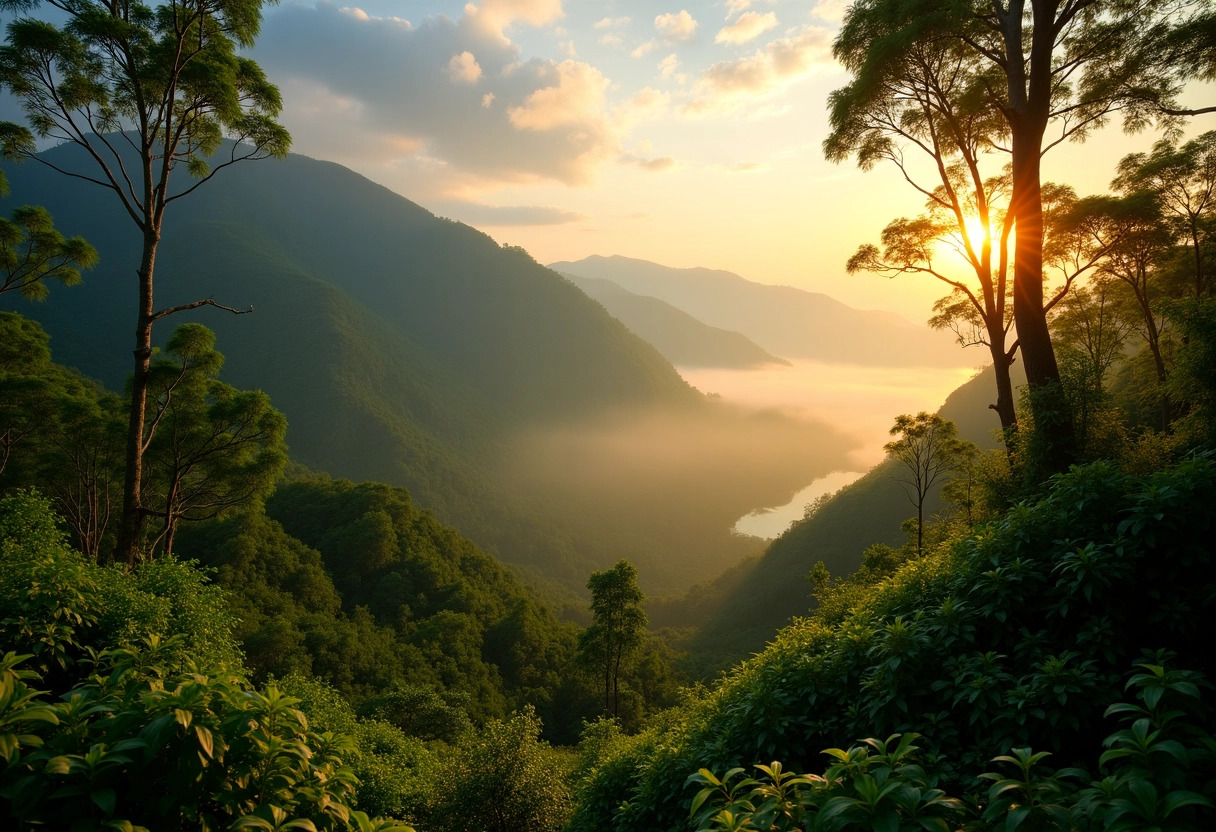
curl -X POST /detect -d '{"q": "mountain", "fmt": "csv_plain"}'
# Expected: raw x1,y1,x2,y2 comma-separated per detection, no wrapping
560,274,789,369
549,255,963,368
0,144,856,596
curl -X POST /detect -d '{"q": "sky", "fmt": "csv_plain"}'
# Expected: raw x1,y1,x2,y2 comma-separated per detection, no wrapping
245,0,1213,324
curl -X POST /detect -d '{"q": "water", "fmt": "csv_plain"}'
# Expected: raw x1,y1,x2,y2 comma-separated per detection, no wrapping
678,359,977,538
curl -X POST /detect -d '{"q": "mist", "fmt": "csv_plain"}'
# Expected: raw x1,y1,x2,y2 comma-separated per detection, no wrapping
492,398,858,592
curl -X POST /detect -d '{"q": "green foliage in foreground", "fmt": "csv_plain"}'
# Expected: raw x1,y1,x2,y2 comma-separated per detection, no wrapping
0,490,411,830
689,661,1215,831
568,454,1216,831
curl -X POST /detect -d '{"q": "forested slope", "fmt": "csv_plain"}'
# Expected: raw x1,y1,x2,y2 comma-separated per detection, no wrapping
0,144,852,594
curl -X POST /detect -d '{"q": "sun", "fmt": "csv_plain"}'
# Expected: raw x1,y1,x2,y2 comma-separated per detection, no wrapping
961,214,990,246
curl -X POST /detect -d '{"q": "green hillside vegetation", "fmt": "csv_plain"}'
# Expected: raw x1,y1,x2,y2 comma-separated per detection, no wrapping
0,145,854,595
568,452,1216,831
549,255,964,368
678,361,1025,672
562,274,790,369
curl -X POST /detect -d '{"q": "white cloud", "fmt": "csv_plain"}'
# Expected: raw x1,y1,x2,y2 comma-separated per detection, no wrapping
715,11,777,45
631,39,658,58
448,51,483,82
686,25,838,115
810,0,849,23
658,53,681,78
725,0,751,16
655,10,698,42
465,0,564,34
598,33,624,47
558,39,577,57
508,60,610,131
257,2,633,190
593,16,630,29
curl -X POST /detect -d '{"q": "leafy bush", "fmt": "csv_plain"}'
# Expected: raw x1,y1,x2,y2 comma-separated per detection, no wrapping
568,455,1216,830
687,657,1215,831
427,706,573,832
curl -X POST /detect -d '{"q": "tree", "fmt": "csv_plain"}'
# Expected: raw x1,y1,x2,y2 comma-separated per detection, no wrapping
0,185,97,299
1114,131,1216,299
828,35,1023,436
141,323,287,556
830,0,1200,468
884,412,975,555
577,559,647,720
0,0,291,565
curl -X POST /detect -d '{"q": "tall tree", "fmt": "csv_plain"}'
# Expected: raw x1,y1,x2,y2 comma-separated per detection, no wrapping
884,412,974,556
827,36,1023,435
577,560,646,720
830,0,1199,468
0,0,290,564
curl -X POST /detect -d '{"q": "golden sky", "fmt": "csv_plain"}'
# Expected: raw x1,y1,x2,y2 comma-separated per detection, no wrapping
251,0,1215,324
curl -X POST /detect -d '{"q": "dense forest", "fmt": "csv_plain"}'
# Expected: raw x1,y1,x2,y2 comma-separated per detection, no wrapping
3,0,1216,829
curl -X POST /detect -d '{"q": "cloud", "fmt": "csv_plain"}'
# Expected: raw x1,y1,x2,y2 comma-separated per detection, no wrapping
448,51,483,82
256,2,638,191
598,33,624,47
715,11,777,45
433,201,586,225
466,0,564,34
558,40,577,57
655,10,698,42
725,0,751,16
631,39,658,58
593,16,630,29
810,0,849,23
508,60,609,130
621,154,675,171
658,53,681,78
686,25,837,115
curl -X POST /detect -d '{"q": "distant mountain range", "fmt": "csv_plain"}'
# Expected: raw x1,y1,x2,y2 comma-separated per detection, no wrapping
0,144,856,596
550,255,963,368
561,274,789,369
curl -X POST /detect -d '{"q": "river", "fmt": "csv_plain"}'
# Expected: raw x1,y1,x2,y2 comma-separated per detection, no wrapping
678,358,978,538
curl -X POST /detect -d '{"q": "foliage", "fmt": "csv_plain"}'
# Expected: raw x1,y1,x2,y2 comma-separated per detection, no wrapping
687,658,1215,832
578,560,648,721
427,706,573,832
0,199,97,300
883,413,977,554
0,492,411,831
142,323,287,556
0,0,292,563
568,454,1216,830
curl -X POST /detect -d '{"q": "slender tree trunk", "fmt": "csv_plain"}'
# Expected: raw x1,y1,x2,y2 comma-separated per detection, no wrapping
117,229,160,567
1001,0,1075,471
988,338,1018,449
604,648,612,717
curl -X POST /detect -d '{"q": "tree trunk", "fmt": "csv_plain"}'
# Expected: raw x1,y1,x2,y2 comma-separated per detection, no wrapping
1005,0,1075,471
117,230,159,567
988,339,1018,442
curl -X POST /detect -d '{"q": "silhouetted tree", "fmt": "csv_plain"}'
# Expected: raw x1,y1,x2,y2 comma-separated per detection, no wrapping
884,412,975,555
829,0,1203,469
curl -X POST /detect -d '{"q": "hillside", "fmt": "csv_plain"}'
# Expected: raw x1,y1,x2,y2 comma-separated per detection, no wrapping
0,144,855,595
561,274,789,369
683,362,1024,669
549,254,962,368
